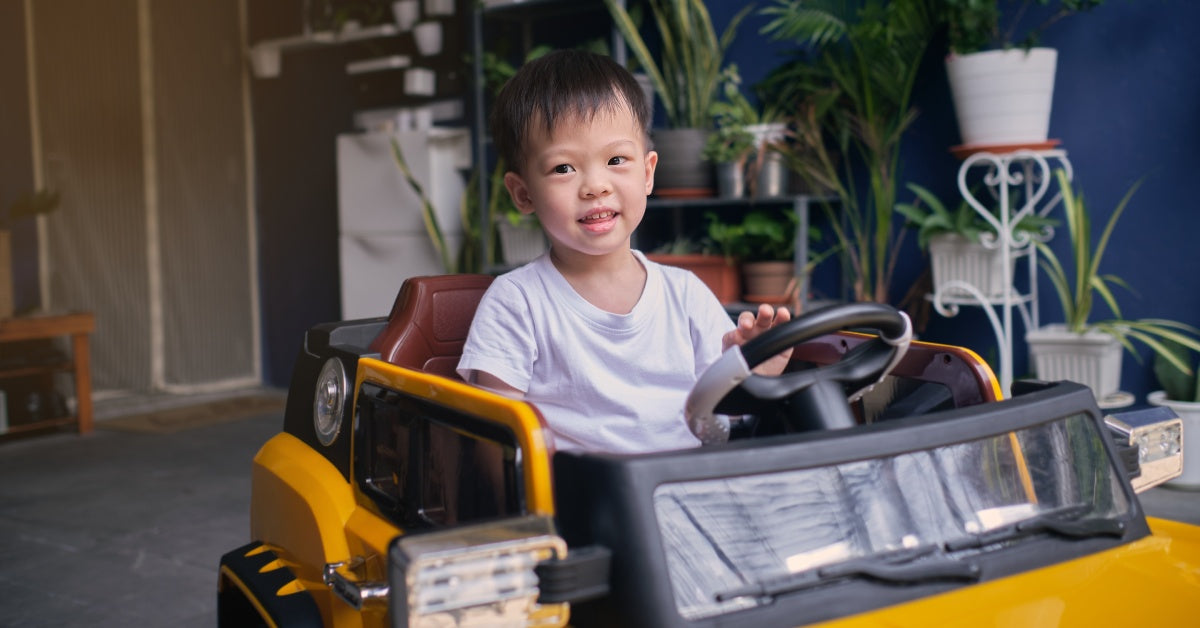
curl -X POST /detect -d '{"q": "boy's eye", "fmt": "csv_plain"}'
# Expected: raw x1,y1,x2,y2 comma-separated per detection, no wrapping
552,164,574,174
608,156,628,166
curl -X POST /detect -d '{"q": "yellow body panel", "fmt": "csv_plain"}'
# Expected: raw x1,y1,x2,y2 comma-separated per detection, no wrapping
244,348,1200,627
814,517,1200,627
356,357,559,515
247,360,562,627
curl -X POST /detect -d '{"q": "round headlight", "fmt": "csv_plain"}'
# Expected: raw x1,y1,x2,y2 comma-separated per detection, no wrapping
313,358,348,446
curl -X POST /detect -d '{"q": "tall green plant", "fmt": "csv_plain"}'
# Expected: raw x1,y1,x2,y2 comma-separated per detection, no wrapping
761,0,938,303
1036,169,1200,373
603,0,753,129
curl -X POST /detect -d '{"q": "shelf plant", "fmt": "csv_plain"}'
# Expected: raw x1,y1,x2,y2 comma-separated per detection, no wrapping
1027,169,1200,399
602,0,752,130
603,0,753,192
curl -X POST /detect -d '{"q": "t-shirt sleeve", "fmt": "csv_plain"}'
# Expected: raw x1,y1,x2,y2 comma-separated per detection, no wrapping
456,277,538,392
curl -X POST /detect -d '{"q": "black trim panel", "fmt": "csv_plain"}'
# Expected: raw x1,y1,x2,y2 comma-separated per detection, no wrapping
554,381,1151,628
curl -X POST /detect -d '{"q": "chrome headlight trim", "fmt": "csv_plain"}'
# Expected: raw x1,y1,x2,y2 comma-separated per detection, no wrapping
314,357,348,447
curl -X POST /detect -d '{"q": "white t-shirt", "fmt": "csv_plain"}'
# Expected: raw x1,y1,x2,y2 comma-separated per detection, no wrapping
457,251,735,454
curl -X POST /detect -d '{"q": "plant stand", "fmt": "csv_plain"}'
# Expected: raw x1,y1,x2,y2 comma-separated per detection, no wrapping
930,147,1073,398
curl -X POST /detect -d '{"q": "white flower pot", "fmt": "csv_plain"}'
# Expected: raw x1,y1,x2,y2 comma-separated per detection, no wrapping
391,1,419,30
1026,324,1122,401
413,21,442,56
928,233,1013,299
945,48,1057,146
424,0,455,16
404,67,436,96
496,218,547,266
1147,391,1200,489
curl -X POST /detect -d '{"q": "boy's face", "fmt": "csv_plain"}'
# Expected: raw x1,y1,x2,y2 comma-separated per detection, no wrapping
503,103,657,264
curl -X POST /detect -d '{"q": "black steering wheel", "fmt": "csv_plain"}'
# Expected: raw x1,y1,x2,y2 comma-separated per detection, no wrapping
685,302,912,444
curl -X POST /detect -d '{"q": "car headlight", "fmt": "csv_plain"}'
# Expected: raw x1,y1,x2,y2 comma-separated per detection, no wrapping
314,357,348,446
1106,406,1183,493
389,516,569,628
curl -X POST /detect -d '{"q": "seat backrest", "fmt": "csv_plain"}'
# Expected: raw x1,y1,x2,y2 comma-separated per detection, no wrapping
368,274,494,378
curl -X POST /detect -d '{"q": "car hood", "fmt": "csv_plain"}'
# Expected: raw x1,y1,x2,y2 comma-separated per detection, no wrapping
815,517,1200,627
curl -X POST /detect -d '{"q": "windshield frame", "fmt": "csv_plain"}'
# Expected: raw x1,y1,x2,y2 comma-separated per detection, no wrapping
551,381,1149,628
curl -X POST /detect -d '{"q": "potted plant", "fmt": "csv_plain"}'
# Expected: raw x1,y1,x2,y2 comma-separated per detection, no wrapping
896,182,1056,300
603,0,753,195
1026,169,1200,404
1148,340,1200,489
646,236,741,304
707,210,799,303
760,0,939,304
942,0,1107,148
708,65,791,199
703,66,759,199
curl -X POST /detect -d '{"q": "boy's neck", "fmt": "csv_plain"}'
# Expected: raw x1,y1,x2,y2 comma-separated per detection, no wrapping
550,246,647,315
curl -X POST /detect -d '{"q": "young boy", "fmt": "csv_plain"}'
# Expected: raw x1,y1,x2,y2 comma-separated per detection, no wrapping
457,50,792,454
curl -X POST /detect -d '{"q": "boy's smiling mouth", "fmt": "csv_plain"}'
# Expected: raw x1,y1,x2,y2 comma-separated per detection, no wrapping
578,209,619,234
580,210,616,224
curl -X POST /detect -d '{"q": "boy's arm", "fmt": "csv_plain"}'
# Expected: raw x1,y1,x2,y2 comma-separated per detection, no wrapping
722,303,793,376
471,370,525,399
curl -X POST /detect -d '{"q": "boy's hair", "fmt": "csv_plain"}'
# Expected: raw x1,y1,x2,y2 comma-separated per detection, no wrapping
489,49,652,174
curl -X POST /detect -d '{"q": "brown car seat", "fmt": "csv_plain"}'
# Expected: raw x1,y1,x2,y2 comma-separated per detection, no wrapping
368,274,494,378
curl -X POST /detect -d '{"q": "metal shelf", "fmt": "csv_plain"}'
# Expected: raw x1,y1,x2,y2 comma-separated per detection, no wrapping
931,147,1072,396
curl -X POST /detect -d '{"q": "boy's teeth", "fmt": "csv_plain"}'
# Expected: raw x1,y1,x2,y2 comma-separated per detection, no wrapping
582,211,614,222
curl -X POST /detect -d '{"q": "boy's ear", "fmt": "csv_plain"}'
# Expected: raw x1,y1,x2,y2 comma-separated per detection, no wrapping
503,171,537,215
644,150,659,196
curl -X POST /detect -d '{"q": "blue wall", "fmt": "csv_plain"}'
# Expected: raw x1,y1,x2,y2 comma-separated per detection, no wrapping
712,0,1200,401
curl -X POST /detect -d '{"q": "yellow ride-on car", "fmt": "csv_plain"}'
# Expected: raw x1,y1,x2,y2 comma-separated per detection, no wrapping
218,274,1200,627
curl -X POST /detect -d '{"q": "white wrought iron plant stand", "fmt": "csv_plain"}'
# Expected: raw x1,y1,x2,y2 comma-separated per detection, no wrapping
931,148,1071,396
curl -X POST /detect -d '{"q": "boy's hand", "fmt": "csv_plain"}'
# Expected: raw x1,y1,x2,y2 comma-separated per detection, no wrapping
722,304,793,376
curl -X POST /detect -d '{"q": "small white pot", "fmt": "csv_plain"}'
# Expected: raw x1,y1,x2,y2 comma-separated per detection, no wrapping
391,0,419,30
404,67,436,96
945,47,1057,146
1147,391,1200,489
928,233,1013,300
424,0,455,16
1026,324,1122,401
412,21,443,56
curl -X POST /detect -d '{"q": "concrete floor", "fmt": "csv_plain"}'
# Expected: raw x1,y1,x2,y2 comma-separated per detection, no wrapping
1,404,1199,627
0,408,280,628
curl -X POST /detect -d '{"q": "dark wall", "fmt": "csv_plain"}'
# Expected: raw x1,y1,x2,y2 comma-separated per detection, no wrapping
248,0,471,386
0,1,42,315
248,1,354,386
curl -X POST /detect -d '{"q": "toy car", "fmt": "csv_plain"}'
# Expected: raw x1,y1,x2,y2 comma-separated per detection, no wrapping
218,274,1200,627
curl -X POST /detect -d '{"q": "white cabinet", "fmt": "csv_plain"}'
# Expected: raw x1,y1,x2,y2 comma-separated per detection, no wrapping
336,127,470,319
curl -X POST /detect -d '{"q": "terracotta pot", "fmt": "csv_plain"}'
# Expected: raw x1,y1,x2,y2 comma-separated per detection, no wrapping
646,254,740,304
741,261,794,302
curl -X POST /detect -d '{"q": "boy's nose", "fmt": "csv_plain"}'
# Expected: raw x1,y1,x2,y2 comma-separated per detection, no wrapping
580,171,611,198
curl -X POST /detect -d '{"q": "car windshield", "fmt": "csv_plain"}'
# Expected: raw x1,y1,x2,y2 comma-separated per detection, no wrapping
653,412,1131,620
